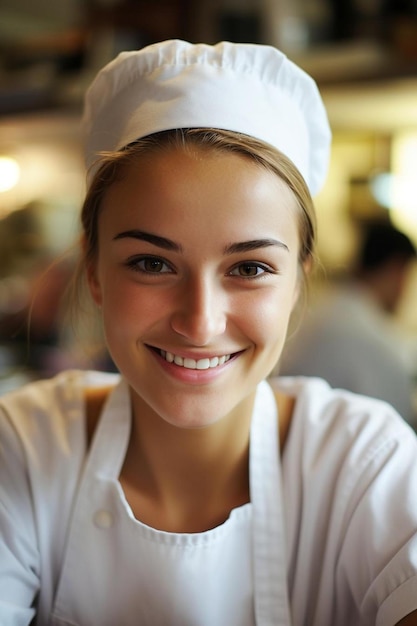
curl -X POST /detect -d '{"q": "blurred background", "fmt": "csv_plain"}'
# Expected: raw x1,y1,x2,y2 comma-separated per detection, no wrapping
0,0,417,424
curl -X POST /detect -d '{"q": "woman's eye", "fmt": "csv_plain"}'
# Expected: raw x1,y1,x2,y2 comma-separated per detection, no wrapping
230,263,269,278
126,256,172,273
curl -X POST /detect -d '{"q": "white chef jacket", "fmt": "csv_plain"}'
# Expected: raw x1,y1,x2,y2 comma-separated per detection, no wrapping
1,370,417,626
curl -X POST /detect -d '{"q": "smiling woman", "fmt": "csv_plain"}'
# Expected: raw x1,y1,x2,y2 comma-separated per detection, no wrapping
1,39,417,626
86,141,301,432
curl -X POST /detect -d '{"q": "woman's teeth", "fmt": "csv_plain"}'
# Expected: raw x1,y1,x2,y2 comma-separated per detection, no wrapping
160,350,231,370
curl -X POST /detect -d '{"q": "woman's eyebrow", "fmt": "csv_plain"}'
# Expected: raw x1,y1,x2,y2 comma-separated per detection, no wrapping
224,238,289,254
113,229,182,252
113,231,288,255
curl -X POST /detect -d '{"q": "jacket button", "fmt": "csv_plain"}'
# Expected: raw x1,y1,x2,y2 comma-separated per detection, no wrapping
93,510,114,529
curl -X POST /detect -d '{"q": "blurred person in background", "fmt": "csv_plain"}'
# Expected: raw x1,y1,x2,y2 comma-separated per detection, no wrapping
280,219,417,427
0,202,107,391
0,202,49,388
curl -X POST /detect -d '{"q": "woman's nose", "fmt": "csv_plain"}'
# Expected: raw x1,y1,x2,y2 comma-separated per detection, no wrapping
170,277,227,345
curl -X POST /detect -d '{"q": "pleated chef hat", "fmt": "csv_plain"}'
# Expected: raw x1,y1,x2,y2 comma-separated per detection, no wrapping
83,39,331,196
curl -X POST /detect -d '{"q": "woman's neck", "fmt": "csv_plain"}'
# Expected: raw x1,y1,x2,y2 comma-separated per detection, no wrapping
119,391,255,533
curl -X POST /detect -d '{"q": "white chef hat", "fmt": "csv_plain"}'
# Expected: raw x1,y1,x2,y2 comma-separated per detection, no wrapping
83,39,331,196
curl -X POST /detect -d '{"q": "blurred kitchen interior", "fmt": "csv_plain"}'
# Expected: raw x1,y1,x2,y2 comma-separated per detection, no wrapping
0,0,417,397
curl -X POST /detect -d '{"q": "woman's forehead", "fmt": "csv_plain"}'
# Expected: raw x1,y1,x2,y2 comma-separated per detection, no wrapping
102,147,296,213
98,147,301,255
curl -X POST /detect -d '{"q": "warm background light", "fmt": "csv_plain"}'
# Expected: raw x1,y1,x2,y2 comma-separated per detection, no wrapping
391,132,417,243
0,156,20,192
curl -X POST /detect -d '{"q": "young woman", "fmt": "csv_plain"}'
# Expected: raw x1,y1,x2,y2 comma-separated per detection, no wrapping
1,39,417,626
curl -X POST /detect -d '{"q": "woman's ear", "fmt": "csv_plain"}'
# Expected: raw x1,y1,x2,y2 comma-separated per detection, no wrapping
86,260,102,307
82,237,102,306
302,254,313,277
292,255,312,309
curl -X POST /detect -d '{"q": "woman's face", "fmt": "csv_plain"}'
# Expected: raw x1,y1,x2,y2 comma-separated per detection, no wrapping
88,146,302,429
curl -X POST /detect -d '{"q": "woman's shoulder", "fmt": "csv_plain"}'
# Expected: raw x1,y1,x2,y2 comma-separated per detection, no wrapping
0,369,121,456
270,373,417,480
270,373,417,523
270,373,413,439
0,368,119,413
271,375,417,625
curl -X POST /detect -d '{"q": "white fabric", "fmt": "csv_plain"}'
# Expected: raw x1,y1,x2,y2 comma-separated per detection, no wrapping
82,39,331,196
1,370,417,626
46,376,289,626
250,377,291,624
280,283,416,427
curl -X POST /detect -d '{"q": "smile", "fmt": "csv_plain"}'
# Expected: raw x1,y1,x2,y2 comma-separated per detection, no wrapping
159,350,231,370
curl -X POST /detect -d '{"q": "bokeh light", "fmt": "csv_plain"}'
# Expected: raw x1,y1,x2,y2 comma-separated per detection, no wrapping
0,156,20,192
